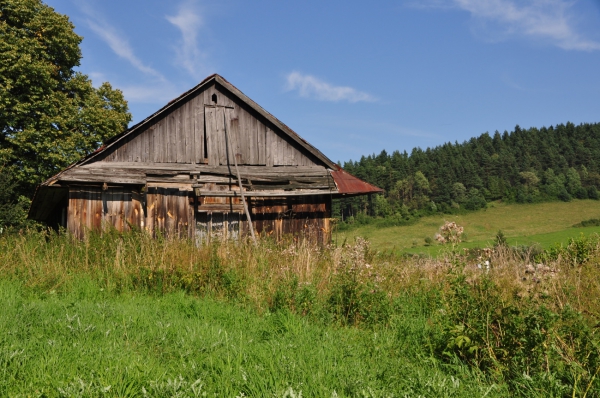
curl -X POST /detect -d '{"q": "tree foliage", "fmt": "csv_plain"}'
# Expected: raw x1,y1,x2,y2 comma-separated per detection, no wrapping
336,122,600,220
0,0,131,191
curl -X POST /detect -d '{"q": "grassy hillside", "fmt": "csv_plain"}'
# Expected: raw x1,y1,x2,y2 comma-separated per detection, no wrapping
336,200,600,255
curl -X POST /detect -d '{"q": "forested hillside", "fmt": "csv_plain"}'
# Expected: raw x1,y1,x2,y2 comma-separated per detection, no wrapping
337,122,600,220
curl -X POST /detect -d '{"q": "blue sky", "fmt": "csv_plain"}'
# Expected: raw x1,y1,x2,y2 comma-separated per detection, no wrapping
45,0,600,164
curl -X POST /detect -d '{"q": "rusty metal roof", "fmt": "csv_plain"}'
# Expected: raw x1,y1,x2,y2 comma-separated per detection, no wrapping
330,169,383,196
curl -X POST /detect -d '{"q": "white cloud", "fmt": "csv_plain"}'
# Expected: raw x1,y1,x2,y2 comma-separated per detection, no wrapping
415,0,600,51
166,1,207,78
86,20,167,80
120,84,181,104
285,72,376,103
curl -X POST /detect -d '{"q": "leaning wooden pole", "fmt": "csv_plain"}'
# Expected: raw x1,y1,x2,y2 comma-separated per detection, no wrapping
223,110,257,245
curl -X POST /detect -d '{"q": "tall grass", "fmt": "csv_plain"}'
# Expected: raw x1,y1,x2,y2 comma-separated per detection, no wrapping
1,229,600,395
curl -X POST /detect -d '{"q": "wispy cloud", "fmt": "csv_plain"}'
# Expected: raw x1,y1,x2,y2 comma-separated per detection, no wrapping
77,3,166,80
119,84,181,104
166,1,207,78
285,72,376,103
86,20,166,80
413,0,600,51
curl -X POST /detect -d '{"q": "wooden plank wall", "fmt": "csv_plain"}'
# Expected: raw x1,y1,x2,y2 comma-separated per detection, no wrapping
97,83,316,167
251,195,331,245
67,187,103,239
194,196,331,245
146,187,195,239
67,187,330,244
67,187,143,238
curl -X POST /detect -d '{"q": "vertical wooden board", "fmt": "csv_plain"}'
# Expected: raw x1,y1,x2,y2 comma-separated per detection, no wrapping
194,97,205,163
238,109,250,163
67,194,75,237
153,121,161,163
146,192,155,235
75,195,83,239
112,190,120,231
274,135,284,165
187,103,193,162
257,123,266,165
176,109,185,163
215,107,227,165
285,140,296,166
124,139,132,162
227,111,241,164
67,194,74,234
175,193,184,237
184,194,191,238
147,126,154,163
143,129,150,162
288,142,296,166
81,191,89,231
151,124,158,163
205,106,218,166
115,190,122,230
158,120,166,163
188,194,195,239
266,127,274,167
180,194,189,238
283,141,290,166
121,192,129,232
217,87,236,107
164,117,170,163
93,191,102,231
106,189,114,228
180,103,188,163
120,143,127,162
105,190,113,229
131,134,140,162
168,114,177,163
301,152,310,166
155,190,164,236
89,190,97,231
165,191,174,236
247,117,257,165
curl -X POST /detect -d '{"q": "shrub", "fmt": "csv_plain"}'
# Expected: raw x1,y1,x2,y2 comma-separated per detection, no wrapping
575,186,589,199
435,221,464,244
558,188,572,202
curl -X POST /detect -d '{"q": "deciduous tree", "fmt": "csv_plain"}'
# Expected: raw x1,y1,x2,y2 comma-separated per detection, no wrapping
0,0,131,194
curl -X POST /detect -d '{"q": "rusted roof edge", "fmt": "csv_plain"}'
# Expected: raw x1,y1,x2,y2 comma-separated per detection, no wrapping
329,169,383,196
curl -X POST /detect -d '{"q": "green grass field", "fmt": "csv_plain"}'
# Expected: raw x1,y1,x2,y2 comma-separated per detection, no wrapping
0,279,498,397
336,200,600,256
2,202,600,396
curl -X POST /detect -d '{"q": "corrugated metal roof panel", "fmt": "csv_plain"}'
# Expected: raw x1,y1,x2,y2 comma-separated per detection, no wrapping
330,169,383,196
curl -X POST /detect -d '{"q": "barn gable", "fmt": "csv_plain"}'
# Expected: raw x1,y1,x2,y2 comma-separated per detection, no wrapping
85,74,332,168
28,74,382,242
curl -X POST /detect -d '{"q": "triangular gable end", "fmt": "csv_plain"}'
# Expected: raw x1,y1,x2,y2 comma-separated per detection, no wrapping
80,75,336,169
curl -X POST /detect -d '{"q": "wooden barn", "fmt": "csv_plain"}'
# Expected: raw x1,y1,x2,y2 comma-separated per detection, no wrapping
28,74,382,244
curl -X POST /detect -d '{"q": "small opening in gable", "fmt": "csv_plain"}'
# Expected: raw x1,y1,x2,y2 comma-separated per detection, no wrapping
211,94,217,103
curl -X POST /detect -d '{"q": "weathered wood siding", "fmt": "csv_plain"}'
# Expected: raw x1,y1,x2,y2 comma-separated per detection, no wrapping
65,185,331,244
67,186,143,239
251,196,331,245
146,187,195,239
97,82,316,167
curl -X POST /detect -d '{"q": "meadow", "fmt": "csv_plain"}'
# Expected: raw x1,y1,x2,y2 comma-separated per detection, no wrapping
1,217,600,397
337,199,600,256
